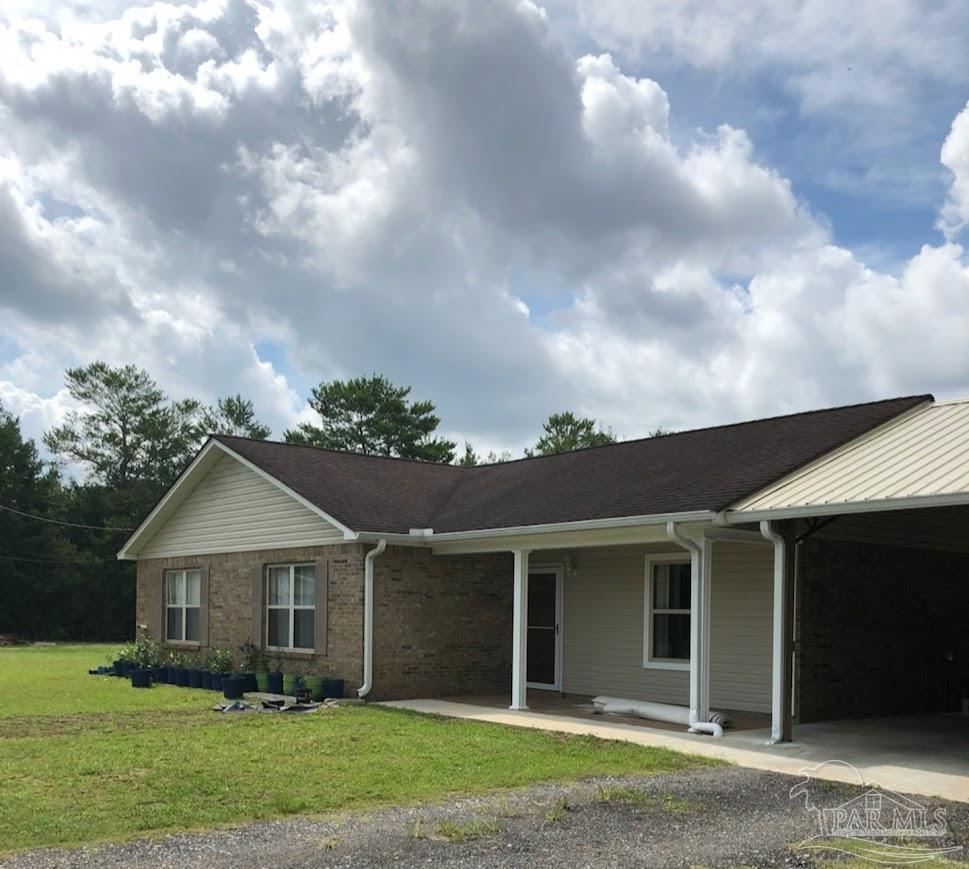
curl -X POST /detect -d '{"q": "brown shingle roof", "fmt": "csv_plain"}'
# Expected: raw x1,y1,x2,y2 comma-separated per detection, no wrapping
214,394,931,535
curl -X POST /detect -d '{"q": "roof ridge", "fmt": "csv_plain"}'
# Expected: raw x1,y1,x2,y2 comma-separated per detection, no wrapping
214,393,933,471
212,434,469,471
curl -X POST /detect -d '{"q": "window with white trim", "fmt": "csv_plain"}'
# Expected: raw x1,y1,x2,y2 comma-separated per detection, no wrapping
643,556,691,669
165,569,201,643
266,564,316,651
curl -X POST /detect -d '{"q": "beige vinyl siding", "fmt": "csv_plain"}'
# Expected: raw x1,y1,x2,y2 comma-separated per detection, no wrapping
139,454,344,558
561,542,772,713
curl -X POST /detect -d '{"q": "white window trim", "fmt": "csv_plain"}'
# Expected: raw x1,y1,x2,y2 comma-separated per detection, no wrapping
165,568,201,645
643,553,691,671
265,563,316,652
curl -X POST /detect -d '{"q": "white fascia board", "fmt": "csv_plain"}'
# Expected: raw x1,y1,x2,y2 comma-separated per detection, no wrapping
422,510,716,543
725,490,969,524
117,439,359,560
213,441,358,540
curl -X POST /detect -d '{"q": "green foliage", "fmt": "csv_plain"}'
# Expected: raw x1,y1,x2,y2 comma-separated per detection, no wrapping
207,648,233,673
529,411,617,456
0,402,78,641
284,374,456,463
131,639,162,667
457,442,478,466
43,363,197,489
236,643,265,672
456,443,513,466
200,394,271,439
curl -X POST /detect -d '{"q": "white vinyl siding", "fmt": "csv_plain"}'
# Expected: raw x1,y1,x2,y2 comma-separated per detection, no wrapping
562,542,773,713
139,454,344,558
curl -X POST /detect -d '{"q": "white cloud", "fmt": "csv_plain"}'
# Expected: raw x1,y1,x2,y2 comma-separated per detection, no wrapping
940,100,969,238
0,0,967,463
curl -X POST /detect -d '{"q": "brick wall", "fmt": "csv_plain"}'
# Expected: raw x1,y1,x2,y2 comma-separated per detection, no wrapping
797,537,969,722
135,543,513,700
372,547,513,700
136,543,366,690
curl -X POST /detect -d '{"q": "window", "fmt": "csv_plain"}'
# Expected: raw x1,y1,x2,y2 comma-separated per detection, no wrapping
266,564,316,651
644,556,691,669
166,569,201,643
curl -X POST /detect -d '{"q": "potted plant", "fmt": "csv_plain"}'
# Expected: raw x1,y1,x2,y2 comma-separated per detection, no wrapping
267,652,284,694
240,643,270,692
113,644,138,677
131,639,162,683
207,648,232,692
185,653,204,688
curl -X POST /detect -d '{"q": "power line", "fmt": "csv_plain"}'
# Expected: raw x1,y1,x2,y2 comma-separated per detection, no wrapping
0,503,134,532
0,553,112,564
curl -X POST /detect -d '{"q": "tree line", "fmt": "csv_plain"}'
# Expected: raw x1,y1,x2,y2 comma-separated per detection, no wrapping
1,363,667,641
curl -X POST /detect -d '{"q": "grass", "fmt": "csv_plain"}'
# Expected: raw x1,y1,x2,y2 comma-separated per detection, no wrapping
0,644,714,854
544,797,570,822
430,819,502,842
593,785,696,813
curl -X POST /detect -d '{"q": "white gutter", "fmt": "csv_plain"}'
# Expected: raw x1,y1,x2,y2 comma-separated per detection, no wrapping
665,521,718,736
759,520,786,744
357,538,387,699
417,510,716,543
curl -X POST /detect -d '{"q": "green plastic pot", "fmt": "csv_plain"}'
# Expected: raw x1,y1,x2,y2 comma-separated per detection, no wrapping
255,672,269,692
282,674,297,696
303,675,323,701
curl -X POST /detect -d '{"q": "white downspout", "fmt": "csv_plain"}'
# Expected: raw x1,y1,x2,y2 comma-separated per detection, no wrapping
357,538,387,699
665,522,719,736
759,520,786,743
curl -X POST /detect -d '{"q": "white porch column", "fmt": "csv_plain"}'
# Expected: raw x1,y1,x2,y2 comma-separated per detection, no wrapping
760,520,787,744
510,548,530,711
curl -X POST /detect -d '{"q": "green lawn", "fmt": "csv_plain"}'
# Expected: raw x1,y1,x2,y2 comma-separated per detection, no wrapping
0,644,714,854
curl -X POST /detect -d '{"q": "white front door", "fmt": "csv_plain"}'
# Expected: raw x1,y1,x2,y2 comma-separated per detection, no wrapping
526,567,563,690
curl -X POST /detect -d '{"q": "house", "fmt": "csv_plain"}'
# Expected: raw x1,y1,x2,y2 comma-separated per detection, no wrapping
119,393,969,745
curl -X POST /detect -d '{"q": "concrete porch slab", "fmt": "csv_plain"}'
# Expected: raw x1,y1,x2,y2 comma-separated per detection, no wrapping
379,698,969,803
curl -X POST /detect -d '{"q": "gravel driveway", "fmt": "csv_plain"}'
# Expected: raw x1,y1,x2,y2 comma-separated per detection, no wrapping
5,767,967,868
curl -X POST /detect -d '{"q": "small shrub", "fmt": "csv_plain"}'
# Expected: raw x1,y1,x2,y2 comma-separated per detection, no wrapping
208,648,234,673
594,786,694,813
238,643,267,672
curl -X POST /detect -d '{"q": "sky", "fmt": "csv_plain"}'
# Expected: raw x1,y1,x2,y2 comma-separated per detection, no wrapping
1,0,968,459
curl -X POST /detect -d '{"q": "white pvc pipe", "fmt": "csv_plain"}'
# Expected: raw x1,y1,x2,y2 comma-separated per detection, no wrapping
592,696,725,738
357,538,387,699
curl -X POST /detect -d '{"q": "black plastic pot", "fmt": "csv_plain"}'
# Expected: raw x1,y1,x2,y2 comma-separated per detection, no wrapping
235,671,257,692
174,667,190,687
130,669,153,689
152,666,167,683
112,659,125,676
188,668,203,689
200,670,213,690
222,676,246,699
267,671,283,694
210,672,224,692
321,678,345,699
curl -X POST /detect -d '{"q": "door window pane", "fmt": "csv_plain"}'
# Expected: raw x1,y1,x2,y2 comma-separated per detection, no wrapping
652,613,690,660
527,573,556,627
185,607,200,642
294,566,315,606
526,626,555,683
268,609,289,648
293,610,315,649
